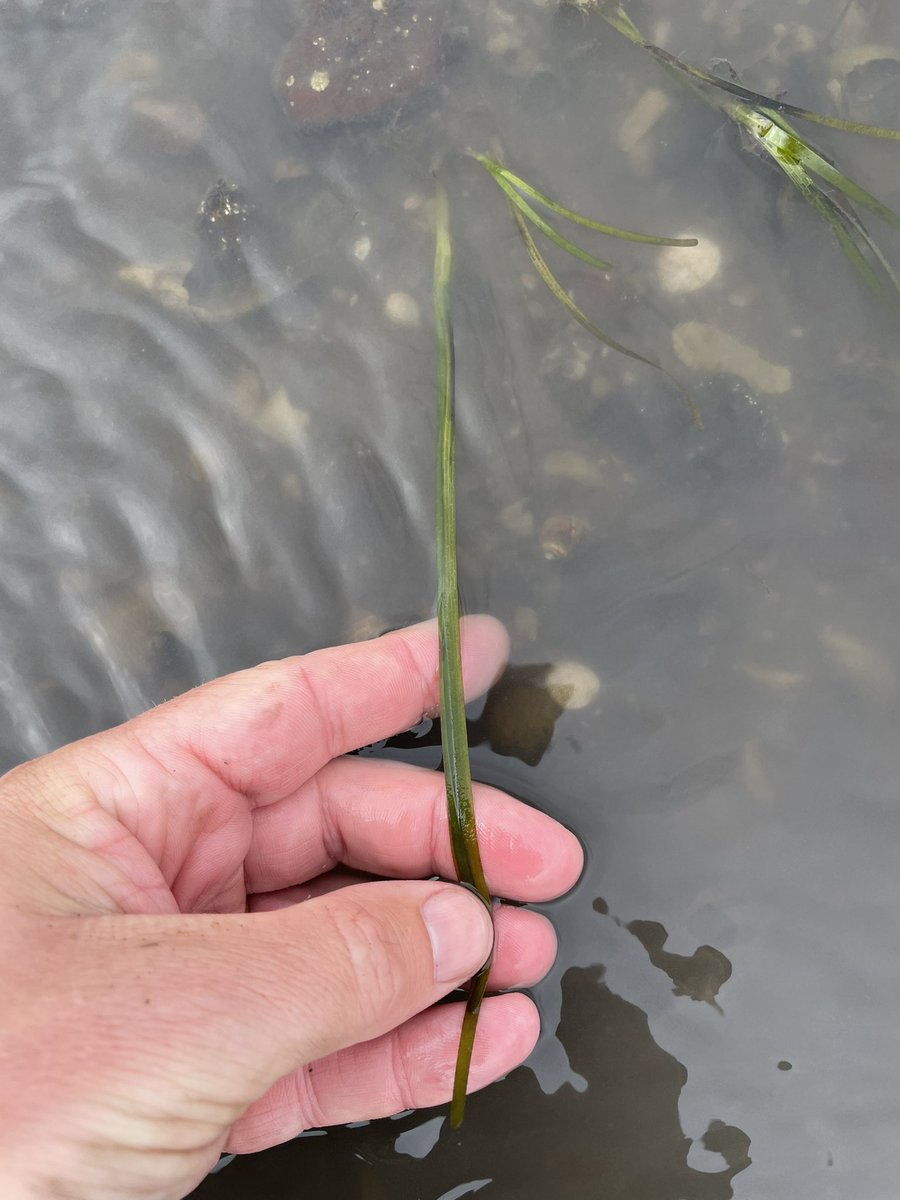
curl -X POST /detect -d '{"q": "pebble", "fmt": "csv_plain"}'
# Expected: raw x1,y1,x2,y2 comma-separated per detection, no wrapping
738,664,805,689
118,263,190,311
103,50,160,85
130,97,206,154
513,607,538,642
820,625,895,696
658,236,722,295
542,449,604,487
384,291,420,326
671,321,792,394
618,87,671,172
256,387,311,446
500,499,535,538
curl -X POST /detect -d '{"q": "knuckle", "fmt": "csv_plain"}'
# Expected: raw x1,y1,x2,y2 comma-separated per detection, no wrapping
325,896,412,1027
293,662,345,760
389,1024,420,1111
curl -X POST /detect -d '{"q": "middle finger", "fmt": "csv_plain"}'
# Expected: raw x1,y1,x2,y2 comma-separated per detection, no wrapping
245,755,583,901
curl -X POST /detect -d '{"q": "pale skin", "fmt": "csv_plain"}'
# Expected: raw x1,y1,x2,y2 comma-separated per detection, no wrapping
0,616,584,1200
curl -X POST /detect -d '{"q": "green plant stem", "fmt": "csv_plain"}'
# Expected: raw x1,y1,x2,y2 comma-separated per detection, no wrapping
471,151,701,425
646,42,900,140
481,160,614,269
433,182,493,1129
474,154,697,247
582,1,900,307
588,1,900,139
509,199,703,428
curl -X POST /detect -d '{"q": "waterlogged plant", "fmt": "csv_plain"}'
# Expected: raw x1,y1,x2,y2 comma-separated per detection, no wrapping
422,3,900,1131
431,161,702,1121
432,166,697,1125
571,0,900,310
472,153,703,427
432,182,494,1129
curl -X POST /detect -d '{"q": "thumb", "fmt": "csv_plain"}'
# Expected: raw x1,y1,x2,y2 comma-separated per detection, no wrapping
181,878,495,1075
6,881,493,1195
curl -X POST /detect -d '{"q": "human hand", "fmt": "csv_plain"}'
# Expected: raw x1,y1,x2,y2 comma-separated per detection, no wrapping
0,616,583,1200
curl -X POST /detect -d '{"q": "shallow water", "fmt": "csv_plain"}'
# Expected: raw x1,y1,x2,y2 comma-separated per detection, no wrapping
3,1,900,1197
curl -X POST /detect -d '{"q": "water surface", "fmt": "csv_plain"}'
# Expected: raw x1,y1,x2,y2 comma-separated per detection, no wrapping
2,2,900,1197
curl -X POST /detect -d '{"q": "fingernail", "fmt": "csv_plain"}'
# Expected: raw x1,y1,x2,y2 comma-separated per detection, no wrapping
422,887,494,984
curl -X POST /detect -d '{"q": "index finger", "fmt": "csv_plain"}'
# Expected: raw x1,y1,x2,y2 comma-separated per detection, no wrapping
136,615,508,805
2,618,510,917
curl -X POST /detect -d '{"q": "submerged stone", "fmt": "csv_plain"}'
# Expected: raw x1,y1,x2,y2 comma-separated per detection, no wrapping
195,179,252,255
671,321,792,395
274,0,445,130
183,180,261,317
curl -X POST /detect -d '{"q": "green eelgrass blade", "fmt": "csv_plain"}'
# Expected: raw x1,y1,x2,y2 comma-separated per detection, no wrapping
451,959,491,1130
480,160,614,270
433,182,493,1129
824,195,900,302
475,154,697,247
510,202,652,362
587,1,644,45
643,43,900,141
800,151,900,231
583,4,900,140
584,2,900,310
588,1,900,138
510,201,703,428
758,109,900,232
772,154,900,306
724,104,900,303
433,184,487,896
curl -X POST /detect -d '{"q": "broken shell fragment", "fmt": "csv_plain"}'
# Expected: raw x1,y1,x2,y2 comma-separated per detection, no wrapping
118,263,191,310
540,514,588,560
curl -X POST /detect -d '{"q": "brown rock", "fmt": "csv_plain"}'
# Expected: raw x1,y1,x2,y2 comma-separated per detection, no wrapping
274,0,444,130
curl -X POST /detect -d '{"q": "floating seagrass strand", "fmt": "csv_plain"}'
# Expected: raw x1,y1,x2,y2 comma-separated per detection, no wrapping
472,152,702,427
432,181,493,1129
574,1,900,309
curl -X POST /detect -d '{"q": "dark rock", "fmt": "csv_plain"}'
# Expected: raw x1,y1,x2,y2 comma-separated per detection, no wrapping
274,0,444,130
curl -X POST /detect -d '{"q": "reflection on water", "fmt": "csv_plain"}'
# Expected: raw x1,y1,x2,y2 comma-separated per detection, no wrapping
594,896,735,1012
385,660,602,766
626,918,733,1011
193,959,750,1200
3,0,900,1196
